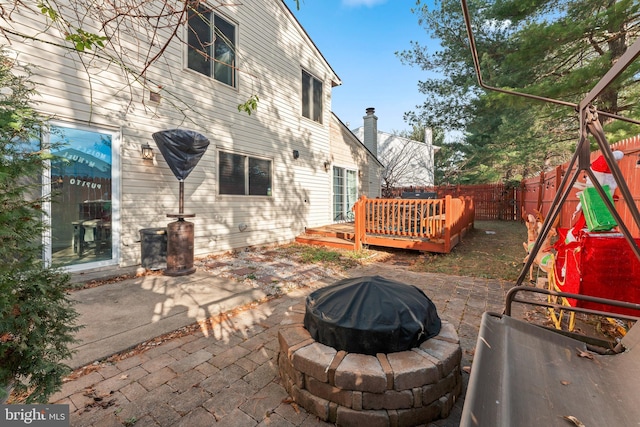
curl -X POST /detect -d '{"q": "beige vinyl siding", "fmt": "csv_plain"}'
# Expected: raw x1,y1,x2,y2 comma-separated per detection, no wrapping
329,115,382,200
5,1,338,267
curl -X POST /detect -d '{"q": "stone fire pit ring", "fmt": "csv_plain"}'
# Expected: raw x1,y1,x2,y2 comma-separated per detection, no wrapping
277,301,462,426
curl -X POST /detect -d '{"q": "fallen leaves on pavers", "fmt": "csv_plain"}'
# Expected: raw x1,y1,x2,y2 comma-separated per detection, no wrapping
596,318,630,339
282,397,300,414
81,388,116,413
522,308,547,324
196,246,353,295
562,415,586,426
66,366,98,380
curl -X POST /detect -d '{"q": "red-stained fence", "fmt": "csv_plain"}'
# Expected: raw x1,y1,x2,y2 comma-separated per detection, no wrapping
388,135,640,231
521,135,640,237
388,184,519,221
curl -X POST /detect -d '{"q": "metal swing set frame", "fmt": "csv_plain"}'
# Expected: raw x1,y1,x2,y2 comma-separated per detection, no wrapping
459,1,640,425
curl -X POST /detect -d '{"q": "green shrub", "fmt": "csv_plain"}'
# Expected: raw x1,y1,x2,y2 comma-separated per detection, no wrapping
0,50,80,403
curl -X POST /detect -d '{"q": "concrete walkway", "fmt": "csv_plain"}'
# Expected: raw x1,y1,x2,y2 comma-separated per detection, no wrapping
67,271,268,369
50,264,517,426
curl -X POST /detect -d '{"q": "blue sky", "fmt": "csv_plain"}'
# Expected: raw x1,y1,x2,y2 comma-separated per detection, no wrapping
289,0,439,133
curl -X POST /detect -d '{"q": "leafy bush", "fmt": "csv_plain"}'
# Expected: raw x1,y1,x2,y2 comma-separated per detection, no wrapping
0,50,79,403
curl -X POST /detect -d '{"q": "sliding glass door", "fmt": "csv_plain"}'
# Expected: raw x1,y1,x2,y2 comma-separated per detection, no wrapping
44,124,119,269
332,167,358,222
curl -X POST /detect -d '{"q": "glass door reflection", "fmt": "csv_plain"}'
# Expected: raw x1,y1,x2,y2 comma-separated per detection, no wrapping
49,126,113,267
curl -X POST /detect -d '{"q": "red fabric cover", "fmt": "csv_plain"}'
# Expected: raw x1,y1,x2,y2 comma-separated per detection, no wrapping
554,231,640,316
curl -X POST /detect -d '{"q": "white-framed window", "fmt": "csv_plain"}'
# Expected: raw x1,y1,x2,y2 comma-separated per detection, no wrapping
187,5,236,87
41,122,120,270
302,69,323,123
218,150,272,196
333,167,357,222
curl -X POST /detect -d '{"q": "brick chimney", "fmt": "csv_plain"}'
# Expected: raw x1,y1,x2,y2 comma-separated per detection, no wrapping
363,107,378,157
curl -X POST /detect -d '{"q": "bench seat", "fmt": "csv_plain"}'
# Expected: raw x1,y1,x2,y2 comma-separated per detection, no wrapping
461,312,640,426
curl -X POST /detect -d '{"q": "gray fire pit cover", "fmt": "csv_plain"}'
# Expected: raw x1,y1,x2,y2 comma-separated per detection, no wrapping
152,129,210,180
304,276,441,355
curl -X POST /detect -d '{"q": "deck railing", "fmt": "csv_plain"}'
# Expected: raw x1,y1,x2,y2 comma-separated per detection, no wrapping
352,195,475,252
445,195,476,252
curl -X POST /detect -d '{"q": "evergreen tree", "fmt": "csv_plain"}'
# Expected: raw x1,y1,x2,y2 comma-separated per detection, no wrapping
0,50,80,403
400,0,640,183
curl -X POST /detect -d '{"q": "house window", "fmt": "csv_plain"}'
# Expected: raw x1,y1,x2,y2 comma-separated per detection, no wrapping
187,6,236,87
219,151,272,196
302,70,323,123
333,167,357,221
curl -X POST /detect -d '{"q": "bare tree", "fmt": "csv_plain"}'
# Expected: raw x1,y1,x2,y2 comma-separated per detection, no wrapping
378,125,438,196
379,130,435,197
0,0,262,122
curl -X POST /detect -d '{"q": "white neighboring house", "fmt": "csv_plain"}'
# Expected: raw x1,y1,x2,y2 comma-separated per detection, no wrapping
329,113,383,221
2,1,380,273
353,108,439,190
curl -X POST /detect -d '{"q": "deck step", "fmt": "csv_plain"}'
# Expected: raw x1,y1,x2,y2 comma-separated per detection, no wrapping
303,226,355,240
295,234,355,250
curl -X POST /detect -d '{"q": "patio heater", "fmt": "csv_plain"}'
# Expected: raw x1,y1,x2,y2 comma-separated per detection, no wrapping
152,129,210,276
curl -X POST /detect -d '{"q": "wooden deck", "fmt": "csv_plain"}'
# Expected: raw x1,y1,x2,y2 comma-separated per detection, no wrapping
296,195,475,253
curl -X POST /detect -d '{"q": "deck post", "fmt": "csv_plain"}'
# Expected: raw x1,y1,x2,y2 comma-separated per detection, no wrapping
353,196,366,250
444,195,453,253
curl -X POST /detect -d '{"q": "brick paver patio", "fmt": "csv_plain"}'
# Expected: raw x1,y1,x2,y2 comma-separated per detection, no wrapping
50,264,516,426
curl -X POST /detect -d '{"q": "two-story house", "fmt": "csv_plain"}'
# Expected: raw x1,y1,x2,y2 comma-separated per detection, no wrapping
2,1,382,272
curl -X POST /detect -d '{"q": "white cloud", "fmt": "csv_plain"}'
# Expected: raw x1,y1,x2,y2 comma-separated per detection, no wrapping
342,0,387,7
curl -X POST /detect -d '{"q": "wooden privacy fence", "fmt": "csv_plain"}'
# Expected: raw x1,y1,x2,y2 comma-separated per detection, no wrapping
388,184,519,221
389,134,640,227
521,134,640,237
352,195,475,253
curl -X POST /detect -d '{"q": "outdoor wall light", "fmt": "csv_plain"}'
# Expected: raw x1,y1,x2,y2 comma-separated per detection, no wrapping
324,161,331,172
141,143,154,160
293,149,300,160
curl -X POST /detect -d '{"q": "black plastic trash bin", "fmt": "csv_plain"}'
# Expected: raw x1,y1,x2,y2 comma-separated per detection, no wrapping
139,228,167,270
